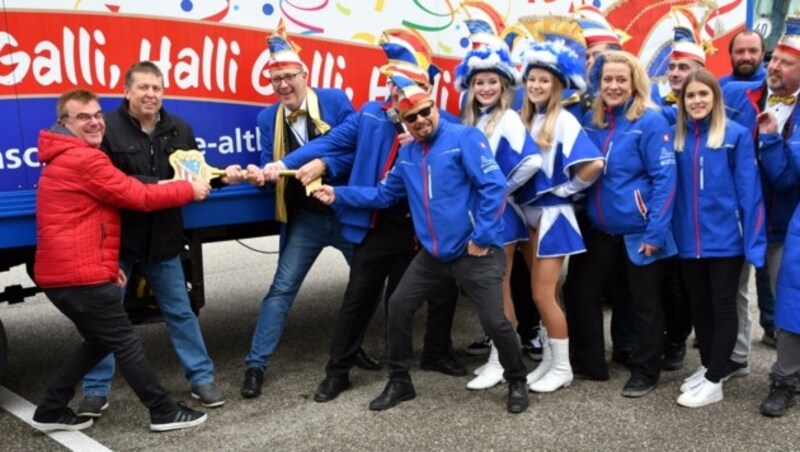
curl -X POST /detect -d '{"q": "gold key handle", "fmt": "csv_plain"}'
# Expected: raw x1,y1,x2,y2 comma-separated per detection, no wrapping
277,170,322,196
169,150,225,182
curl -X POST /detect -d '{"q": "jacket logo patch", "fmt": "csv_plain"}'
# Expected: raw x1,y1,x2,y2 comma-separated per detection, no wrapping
659,147,675,166
480,155,500,174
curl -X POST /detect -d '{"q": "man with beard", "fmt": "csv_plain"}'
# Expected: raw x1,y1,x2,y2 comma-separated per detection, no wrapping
313,73,529,414
720,29,767,86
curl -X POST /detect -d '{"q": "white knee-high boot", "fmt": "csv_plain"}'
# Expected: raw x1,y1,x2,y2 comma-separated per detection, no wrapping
526,327,551,385
529,337,573,393
467,344,504,389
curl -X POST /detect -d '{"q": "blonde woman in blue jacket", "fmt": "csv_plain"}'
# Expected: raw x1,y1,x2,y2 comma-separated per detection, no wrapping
672,70,766,408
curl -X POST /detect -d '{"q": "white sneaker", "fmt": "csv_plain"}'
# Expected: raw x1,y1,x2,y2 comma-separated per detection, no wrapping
677,378,723,408
680,366,707,393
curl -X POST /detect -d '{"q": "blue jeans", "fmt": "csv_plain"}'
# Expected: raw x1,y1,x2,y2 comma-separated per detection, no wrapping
82,256,214,396
245,210,353,371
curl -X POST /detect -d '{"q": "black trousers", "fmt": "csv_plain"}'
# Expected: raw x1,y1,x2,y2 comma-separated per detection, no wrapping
679,256,743,382
325,223,457,378
35,283,175,421
387,248,526,383
563,229,667,384
663,258,693,348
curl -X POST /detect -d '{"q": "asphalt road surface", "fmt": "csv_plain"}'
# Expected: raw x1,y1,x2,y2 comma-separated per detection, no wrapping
0,237,796,451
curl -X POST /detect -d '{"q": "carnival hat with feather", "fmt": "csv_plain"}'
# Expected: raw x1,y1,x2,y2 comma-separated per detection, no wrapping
454,1,518,91
379,27,440,86
670,5,716,65
267,19,306,75
516,17,587,93
776,14,800,56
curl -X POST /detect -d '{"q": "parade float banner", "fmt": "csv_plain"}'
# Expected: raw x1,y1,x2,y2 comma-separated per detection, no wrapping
0,0,747,192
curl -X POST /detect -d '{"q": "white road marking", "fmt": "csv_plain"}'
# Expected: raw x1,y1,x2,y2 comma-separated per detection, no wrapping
0,386,112,452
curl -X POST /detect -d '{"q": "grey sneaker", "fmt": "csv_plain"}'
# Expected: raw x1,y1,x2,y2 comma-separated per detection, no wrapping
76,396,109,418
721,360,750,382
191,383,225,408
150,402,207,432
32,408,93,432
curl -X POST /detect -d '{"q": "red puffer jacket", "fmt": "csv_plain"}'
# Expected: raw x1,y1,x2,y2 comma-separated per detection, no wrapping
34,129,195,288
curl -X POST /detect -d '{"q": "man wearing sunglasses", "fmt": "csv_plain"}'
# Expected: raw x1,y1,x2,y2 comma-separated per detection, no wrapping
314,73,529,414
235,21,365,400
268,28,466,405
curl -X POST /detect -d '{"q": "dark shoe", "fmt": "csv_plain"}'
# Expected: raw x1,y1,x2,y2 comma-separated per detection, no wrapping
621,377,655,398
662,343,686,371
32,408,93,432
522,335,543,361
506,381,529,414
466,335,492,356
611,349,633,368
761,378,797,417
762,329,778,348
240,367,264,399
76,395,109,418
191,382,225,408
354,348,382,371
721,360,750,382
420,356,468,377
313,376,351,403
368,380,416,411
150,402,207,432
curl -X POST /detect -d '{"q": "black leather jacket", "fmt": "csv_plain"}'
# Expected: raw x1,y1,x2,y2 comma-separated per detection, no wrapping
101,101,197,263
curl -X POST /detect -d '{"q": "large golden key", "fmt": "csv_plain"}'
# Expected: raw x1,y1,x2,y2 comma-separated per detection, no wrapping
277,170,322,196
169,150,225,181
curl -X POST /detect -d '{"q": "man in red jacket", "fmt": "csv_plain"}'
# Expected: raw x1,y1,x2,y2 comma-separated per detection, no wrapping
31,88,210,432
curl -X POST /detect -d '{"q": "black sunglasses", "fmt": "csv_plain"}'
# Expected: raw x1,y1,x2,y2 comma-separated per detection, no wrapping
402,106,433,123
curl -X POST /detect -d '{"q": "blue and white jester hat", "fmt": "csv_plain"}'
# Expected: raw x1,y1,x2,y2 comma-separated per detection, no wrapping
454,44,519,92
518,39,587,93
775,14,800,56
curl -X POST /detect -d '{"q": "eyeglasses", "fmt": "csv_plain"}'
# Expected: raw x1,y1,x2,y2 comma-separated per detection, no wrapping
270,71,304,85
61,111,104,122
402,106,433,123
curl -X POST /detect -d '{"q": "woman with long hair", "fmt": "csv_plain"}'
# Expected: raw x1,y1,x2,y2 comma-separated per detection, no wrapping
454,44,542,390
515,40,605,393
568,50,676,398
671,69,765,407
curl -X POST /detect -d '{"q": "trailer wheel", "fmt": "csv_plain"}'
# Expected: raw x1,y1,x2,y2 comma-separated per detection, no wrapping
0,318,7,382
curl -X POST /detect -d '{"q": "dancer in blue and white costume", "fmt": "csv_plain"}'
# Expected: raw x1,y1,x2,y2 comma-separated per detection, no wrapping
455,37,543,390
516,39,605,393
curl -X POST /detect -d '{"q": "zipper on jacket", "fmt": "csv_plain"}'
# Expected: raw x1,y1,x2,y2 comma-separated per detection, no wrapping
594,111,615,230
692,122,702,258
420,143,439,258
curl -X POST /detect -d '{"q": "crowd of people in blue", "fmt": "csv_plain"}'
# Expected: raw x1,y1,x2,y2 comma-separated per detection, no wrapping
28,4,800,433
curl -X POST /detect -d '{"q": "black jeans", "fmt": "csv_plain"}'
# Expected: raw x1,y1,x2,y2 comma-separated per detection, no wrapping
563,229,667,384
386,248,526,383
680,256,744,382
325,222,457,378
34,283,175,421
662,259,693,349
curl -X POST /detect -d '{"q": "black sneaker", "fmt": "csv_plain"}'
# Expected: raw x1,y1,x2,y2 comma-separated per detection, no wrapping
721,360,750,382
662,342,686,371
32,408,93,432
522,335,543,361
191,383,225,408
761,378,797,417
76,395,109,418
150,402,207,432
466,335,491,356
621,377,655,398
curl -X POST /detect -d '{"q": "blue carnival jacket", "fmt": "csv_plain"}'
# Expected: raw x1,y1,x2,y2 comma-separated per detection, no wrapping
583,105,677,248
334,120,507,262
671,117,766,266
280,100,460,244
257,88,355,183
718,65,766,87
723,80,800,244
